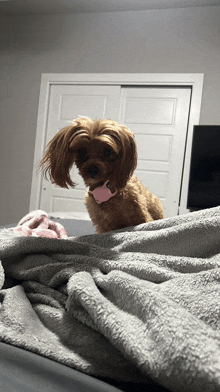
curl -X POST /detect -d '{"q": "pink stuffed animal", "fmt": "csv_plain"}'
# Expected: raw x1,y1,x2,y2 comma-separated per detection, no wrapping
11,210,67,239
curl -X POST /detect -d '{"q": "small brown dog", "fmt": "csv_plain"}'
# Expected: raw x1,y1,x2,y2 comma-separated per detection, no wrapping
40,117,164,233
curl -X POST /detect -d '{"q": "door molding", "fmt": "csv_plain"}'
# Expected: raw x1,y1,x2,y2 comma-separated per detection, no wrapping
30,73,204,214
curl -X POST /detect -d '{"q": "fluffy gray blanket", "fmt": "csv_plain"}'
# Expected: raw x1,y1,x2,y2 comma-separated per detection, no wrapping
1,207,220,392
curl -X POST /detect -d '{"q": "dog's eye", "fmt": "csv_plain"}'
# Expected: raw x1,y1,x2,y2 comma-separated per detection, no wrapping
103,148,112,158
78,149,88,161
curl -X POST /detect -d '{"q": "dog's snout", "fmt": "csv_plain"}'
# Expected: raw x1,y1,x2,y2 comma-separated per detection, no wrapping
87,166,99,178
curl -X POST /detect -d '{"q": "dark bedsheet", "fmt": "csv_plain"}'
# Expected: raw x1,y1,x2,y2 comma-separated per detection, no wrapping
0,342,122,392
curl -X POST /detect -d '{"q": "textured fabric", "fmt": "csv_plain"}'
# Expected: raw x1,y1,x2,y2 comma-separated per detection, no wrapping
1,207,220,391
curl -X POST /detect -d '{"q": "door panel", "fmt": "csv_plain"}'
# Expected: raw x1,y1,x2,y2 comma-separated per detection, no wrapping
135,134,172,161
123,97,175,125
120,87,191,217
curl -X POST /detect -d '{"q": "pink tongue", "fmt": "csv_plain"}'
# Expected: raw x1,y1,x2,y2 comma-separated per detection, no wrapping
89,181,116,204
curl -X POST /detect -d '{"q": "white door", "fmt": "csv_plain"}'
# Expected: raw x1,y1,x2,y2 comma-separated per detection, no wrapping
120,87,191,217
40,84,121,213
39,84,191,217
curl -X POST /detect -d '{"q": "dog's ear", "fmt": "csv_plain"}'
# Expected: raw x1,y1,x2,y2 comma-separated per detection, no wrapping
39,124,78,188
112,125,137,191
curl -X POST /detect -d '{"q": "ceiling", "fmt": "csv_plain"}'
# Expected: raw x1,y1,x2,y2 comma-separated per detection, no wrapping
0,0,220,16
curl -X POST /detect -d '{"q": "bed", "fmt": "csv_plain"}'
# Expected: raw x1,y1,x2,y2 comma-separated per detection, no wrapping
1,207,220,392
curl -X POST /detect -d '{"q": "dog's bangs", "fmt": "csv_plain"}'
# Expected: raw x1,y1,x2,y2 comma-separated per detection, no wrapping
69,131,90,149
96,134,120,153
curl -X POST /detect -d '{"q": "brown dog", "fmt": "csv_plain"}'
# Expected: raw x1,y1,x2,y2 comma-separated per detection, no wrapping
40,117,164,233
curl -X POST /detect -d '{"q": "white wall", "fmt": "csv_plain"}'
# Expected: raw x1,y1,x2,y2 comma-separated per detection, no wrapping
0,6,220,225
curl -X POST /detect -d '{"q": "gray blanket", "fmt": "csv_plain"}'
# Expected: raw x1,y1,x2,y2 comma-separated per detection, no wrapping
1,207,220,392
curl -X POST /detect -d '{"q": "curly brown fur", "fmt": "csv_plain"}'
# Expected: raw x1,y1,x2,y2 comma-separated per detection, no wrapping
39,117,164,233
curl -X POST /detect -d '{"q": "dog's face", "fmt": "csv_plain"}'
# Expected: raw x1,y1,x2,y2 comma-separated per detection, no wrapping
40,117,137,192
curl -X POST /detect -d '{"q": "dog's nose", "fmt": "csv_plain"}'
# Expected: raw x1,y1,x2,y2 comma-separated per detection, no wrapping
87,166,99,178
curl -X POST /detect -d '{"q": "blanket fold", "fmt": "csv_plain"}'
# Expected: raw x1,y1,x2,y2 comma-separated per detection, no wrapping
1,207,220,392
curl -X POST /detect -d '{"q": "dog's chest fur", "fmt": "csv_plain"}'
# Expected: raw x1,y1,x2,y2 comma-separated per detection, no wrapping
85,175,163,234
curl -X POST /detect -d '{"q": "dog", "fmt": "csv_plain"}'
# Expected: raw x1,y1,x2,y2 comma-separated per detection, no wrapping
39,117,164,233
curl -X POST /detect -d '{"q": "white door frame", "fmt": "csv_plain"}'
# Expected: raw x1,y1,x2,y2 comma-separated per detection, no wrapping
30,73,204,215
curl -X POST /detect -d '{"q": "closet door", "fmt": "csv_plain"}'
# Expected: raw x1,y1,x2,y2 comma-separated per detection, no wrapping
36,83,191,218
39,85,121,213
120,87,191,217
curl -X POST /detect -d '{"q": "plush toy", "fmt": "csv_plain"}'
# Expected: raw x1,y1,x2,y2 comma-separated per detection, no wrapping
10,210,67,239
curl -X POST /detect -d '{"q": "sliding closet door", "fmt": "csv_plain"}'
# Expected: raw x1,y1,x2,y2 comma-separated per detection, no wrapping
37,83,191,217
39,85,121,213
